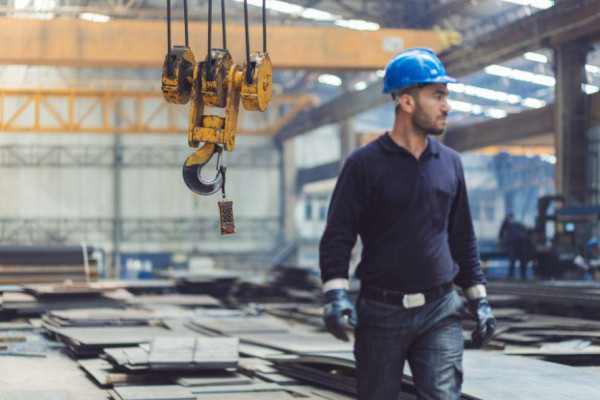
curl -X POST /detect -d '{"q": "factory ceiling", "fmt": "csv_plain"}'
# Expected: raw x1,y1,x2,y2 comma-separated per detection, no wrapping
0,0,598,140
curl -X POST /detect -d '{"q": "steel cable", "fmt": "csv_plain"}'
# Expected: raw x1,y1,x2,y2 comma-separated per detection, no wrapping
184,0,189,47
221,0,227,49
243,0,251,84
167,0,172,75
262,0,267,52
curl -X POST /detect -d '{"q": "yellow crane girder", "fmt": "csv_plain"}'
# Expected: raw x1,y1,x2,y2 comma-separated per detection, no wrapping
0,88,316,135
0,17,460,70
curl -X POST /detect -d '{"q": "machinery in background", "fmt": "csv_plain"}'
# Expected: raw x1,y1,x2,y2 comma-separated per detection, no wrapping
533,195,600,279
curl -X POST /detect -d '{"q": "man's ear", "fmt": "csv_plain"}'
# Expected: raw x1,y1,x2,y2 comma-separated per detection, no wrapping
398,93,416,114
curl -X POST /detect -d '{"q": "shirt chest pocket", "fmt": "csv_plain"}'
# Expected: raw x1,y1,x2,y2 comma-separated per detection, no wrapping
431,187,453,231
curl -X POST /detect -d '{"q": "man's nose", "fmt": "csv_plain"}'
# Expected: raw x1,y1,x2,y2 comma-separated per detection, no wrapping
442,100,451,113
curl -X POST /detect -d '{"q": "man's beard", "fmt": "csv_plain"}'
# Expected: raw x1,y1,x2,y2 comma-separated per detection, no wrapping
412,103,446,136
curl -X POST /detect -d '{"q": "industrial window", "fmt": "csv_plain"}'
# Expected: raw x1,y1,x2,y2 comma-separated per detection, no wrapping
305,203,313,220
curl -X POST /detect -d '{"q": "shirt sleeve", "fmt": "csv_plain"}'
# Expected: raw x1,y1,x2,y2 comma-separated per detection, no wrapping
448,160,486,289
319,158,367,283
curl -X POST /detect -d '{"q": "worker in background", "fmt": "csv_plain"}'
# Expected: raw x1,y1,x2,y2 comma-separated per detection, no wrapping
498,212,514,245
587,237,600,278
319,48,496,400
576,237,600,280
498,212,527,280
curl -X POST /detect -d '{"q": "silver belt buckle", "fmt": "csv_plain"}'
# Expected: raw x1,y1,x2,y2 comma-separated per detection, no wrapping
402,292,425,309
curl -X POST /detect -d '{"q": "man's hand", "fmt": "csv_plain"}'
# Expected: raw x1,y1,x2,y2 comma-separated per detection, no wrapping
468,297,496,348
323,289,357,342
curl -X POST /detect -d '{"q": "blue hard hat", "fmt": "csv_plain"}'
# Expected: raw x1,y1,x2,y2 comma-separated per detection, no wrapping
382,47,457,94
588,237,599,249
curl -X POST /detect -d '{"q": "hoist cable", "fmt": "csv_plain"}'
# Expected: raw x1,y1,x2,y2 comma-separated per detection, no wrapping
207,0,213,80
166,0,172,75
183,0,189,47
221,0,227,49
243,0,251,84
262,0,267,52
207,0,213,53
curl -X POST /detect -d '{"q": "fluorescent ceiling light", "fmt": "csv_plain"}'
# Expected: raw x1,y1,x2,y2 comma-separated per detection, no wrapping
540,153,557,164
318,74,342,87
449,83,520,104
334,19,380,31
301,8,337,21
523,53,600,81
586,65,600,75
79,13,110,23
233,0,379,31
34,0,55,11
524,52,548,63
448,99,482,114
486,64,597,94
521,98,546,108
266,0,303,14
237,0,305,15
14,0,29,10
354,81,368,91
12,0,56,18
449,83,546,109
485,108,508,119
485,64,556,87
583,84,600,94
501,0,554,9
376,70,385,78
448,100,507,119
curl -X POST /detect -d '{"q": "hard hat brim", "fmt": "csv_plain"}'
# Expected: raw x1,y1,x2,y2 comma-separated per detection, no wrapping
382,75,458,93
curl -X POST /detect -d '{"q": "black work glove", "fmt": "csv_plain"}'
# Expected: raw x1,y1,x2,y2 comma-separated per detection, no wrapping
468,297,496,348
323,289,357,342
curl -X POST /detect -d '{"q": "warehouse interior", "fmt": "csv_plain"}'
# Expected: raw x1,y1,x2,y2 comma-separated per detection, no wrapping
0,0,600,398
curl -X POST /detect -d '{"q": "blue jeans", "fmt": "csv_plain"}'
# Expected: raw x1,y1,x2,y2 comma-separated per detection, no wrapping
354,289,464,400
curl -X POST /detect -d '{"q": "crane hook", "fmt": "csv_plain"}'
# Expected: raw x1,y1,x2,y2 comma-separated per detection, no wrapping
182,142,225,195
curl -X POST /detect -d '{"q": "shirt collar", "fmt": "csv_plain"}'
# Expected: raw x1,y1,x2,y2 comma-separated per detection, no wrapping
424,137,441,158
379,132,441,158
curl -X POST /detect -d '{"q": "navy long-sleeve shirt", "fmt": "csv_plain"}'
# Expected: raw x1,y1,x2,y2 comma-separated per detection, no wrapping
319,133,485,292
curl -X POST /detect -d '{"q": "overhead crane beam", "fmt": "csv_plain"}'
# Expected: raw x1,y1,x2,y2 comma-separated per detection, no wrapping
296,90,600,190
296,161,339,193
444,91,600,153
442,0,600,78
275,0,600,143
0,17,458,70
444,106,554,153
0,88,315,135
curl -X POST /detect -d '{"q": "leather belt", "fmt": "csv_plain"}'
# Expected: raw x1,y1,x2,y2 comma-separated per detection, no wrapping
360,282,454,309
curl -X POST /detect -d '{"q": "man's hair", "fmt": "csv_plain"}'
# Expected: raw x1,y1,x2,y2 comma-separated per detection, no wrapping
391,83,431,104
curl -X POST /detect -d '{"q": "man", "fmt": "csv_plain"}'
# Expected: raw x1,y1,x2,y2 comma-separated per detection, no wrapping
576,237,600,280
319,48,496,400
498,212,514,247
498,213,527,280
588,237,600,270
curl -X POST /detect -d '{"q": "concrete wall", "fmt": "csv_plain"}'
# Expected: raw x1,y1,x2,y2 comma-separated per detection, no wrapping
0,131,282,262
